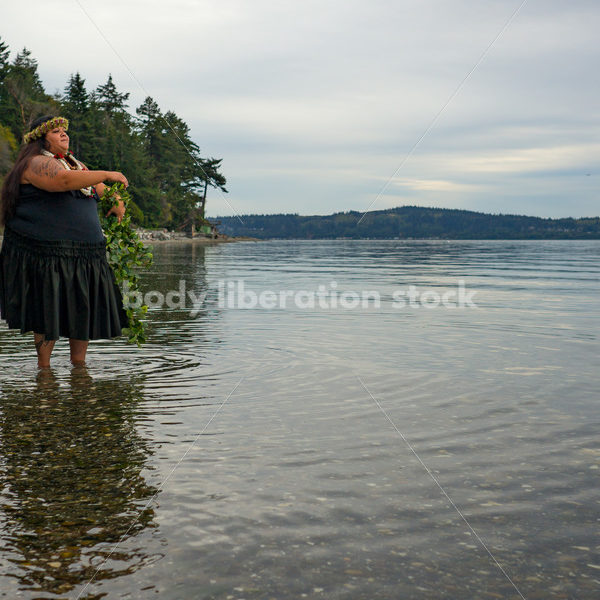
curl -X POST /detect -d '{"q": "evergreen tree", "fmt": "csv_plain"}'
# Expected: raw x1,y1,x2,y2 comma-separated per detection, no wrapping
2,47,57,139
95,74,129,116
136,96,163,159
0,37,15,172
0,37,10,82
62,72,91,158
12,48,45,97
93,75,132,172
134,96,170,225
63,72,89,114
197,158,227,218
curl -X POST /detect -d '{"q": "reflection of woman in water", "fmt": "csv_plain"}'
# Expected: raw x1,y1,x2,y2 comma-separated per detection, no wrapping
0,368,158,596
0,115,129,368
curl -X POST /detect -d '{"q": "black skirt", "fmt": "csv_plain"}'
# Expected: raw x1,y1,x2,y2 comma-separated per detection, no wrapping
0,226,128,341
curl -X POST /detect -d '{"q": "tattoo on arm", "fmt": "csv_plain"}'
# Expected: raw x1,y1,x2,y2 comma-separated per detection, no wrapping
30,156,63,180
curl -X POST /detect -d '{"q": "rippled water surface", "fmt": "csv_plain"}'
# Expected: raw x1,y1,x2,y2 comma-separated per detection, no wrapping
1,239,599,599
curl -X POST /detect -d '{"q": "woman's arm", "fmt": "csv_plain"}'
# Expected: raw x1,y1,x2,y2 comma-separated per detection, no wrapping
95,181,107,197
23,156,128,192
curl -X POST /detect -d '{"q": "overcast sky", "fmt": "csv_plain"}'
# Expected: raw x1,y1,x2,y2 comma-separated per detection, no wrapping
3,0,599,218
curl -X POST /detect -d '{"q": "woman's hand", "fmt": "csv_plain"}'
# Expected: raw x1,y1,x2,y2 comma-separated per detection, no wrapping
105,172,129,187
106,198,126,223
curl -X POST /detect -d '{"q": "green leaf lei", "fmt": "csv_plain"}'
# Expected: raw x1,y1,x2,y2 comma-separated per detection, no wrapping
98,183,153,346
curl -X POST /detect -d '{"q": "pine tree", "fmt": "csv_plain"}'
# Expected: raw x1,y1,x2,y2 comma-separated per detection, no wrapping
197,157,227,218
12,48,45,98
62,72,90,157
0,37,10,82
63,72,89,114
93,75,132,173
136,96,166,164
3,47,57,138
95,74,129,115
0,37,13,143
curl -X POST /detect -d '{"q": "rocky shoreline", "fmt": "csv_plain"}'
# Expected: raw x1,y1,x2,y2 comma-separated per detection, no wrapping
134,228,258,244
0,229,258,245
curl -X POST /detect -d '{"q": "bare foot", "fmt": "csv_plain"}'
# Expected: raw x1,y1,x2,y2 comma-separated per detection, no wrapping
34,333,56,368
69,338,89,366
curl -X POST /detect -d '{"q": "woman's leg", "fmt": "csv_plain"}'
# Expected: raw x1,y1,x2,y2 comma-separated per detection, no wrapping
34,333,56,369
69,339,89,365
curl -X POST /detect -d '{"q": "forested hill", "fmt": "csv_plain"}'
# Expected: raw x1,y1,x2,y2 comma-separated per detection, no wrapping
214,206,600,240
0,38,226,229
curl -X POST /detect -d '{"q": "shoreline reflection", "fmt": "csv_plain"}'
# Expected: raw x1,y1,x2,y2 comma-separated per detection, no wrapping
0,366,159,598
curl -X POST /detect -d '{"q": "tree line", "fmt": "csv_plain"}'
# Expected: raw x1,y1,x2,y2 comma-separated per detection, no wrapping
0,38,227,229
216,206,600,239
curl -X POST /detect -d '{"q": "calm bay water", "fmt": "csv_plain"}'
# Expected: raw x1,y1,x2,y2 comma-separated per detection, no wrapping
0,239,599,599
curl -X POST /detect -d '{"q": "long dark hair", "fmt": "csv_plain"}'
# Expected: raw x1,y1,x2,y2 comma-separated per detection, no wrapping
0,115,55,225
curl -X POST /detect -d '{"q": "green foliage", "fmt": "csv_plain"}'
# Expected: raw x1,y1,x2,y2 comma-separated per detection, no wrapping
0,44,58,139
61,72,91,158
0,123,17,174
98,183,154,346
96,74,130,116
134,97,227,227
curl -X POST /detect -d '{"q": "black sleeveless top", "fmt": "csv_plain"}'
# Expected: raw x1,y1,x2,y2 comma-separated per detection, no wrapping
7,184,105,243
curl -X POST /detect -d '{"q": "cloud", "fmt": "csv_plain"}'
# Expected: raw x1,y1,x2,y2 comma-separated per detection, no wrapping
386,178,485,193
3,0,599,218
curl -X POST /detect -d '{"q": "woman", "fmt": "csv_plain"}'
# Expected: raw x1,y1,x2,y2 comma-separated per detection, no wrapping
0,115,130,368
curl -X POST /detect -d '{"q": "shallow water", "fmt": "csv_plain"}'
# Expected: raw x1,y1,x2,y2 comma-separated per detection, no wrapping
1,239,599,599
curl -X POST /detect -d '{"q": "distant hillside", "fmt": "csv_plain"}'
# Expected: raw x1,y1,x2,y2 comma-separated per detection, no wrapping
212,206,600,240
